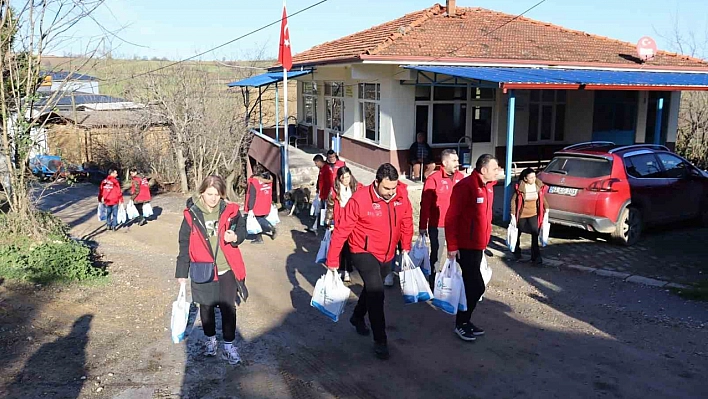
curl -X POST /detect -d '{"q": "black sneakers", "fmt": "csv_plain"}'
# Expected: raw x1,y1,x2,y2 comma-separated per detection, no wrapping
350,316,370,336
455,323,485,341
374,342,390,360
454,324,476,341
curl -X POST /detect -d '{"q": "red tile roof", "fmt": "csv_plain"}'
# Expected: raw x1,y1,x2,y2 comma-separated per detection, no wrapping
291,3,708,70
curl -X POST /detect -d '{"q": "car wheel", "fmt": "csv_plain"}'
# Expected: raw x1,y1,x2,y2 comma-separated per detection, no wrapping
612,207,642,246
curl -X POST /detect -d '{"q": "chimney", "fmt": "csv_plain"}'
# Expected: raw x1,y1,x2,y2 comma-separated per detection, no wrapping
446,0,457,16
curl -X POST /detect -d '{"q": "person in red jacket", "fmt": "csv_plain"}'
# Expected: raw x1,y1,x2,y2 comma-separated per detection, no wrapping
419,149,464,287
445,154,500,342
98,168,124,231
324,166,363,282
326,163,413,360
175,175,247,365
311,154,330,232
244,166,276,244
510,168,549,265
326,149,346,190
129,168,152,226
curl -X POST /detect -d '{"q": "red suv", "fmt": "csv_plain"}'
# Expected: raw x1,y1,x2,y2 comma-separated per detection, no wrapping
538,142,708,246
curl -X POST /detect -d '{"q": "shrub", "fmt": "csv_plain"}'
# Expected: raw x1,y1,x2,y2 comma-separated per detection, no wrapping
0,212,106,284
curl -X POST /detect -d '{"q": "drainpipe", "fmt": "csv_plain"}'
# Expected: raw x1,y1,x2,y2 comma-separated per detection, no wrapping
503,90,516,223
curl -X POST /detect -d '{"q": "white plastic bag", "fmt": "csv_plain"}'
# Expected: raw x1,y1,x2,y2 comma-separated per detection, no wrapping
507,216,519,253
311,269,351,322
126,200,140,220
316,229,331,264
266,204,280,225
409,235,431,277
319,201,327,226
142,202,154,218
432,258,464,315
246,211,262,235
171,282,190,343
310,198,321,216
540,211,550,247
97,203,106,222
399,253,433,304
116,203,127,225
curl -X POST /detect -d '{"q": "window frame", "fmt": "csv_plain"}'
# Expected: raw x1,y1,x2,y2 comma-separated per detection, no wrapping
301,81,318,126
415,85,496,147
358,83,381,143
527,90,567,143
324,81,344,133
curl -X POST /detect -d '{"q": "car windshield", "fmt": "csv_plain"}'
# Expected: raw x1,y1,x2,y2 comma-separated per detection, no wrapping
545,156,612,178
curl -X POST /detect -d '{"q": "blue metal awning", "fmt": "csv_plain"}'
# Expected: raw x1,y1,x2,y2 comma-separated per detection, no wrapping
404,65,708,90
227,70,313,88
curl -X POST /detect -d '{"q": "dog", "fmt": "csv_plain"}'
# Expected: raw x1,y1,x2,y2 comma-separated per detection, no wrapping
284,187,311,216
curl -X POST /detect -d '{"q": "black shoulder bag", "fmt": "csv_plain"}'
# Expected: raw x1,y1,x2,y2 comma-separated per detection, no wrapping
189,238,219,284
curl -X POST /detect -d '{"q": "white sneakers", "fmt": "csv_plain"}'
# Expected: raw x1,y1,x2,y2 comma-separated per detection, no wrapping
343,271,351,282
204,336,218,356
384,272,395,287
221,343,242,365
204,336,242,365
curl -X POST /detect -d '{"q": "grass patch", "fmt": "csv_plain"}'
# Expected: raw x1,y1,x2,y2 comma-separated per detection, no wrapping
671,281,708,301
0,211,107,284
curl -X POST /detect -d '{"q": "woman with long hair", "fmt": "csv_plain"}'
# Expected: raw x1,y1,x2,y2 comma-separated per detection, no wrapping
510,168,549,265
175,175,248,365
325,166,363,282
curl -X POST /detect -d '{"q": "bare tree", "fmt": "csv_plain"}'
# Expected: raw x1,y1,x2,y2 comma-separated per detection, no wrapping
1,0,109,235
656,15,708,168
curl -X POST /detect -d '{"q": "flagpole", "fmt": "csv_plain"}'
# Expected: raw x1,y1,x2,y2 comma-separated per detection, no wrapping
282,0,291,192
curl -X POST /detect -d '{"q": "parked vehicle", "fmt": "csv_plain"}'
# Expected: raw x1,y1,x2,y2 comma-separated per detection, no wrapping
538,142,708,246
30,155,67,181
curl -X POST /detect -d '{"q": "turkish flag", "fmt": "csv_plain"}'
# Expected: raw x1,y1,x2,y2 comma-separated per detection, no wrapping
278,6,293,71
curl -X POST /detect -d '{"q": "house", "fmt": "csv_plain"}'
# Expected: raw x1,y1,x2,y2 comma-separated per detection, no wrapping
273,1,708,175
38,71,101,94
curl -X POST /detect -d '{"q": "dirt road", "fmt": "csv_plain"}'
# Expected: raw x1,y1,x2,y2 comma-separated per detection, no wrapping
1,183,707,399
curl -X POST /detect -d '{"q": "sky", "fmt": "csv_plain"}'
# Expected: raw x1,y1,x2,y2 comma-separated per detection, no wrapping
49,0,708,61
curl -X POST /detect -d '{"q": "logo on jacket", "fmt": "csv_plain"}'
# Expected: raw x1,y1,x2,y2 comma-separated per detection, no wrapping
393,200,402,207
372,203,381,210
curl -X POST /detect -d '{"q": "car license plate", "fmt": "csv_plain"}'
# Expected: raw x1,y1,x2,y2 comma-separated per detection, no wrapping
548,186,578,196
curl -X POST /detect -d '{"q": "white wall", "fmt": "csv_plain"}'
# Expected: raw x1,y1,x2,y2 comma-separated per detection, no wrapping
666,91,681,143
564,90,594,143
635,91,649,143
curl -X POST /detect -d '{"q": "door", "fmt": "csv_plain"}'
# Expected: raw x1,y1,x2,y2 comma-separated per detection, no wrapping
469,106,494,165
623,152,670,224
655,152,701,219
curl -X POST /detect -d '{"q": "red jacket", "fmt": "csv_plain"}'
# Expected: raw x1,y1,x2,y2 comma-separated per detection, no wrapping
326,181,413,267
98,176,123,206
179,201,246,281
130,176,151,203
329,182,363,227
512,181,548,229
445,170,496,252
244,177,272,216
419,169,465,229
317,166,332,201
327,160,346,192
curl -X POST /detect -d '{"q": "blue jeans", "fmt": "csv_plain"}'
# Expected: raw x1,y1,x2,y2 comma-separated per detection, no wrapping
105,204,118,229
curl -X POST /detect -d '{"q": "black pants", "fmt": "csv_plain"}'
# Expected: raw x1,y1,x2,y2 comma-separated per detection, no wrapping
199,270,237,342
456,249,486,327
427,227,446,287
515,216,541,261
338,242,353,273
351,253,391,344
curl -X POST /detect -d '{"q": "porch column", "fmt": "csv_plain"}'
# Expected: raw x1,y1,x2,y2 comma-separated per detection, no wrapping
275,82,279,141
503,90,516,223
258,86,263,136
653,96,664,144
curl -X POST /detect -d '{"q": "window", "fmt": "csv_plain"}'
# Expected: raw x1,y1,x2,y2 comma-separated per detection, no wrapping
358,83,380,142
593,91,638,133
625,154,664,178
528,90,566,142
302,82,317,125
656,153,691,179
545,156,612,178
433,103,466,144
325,82,344,132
